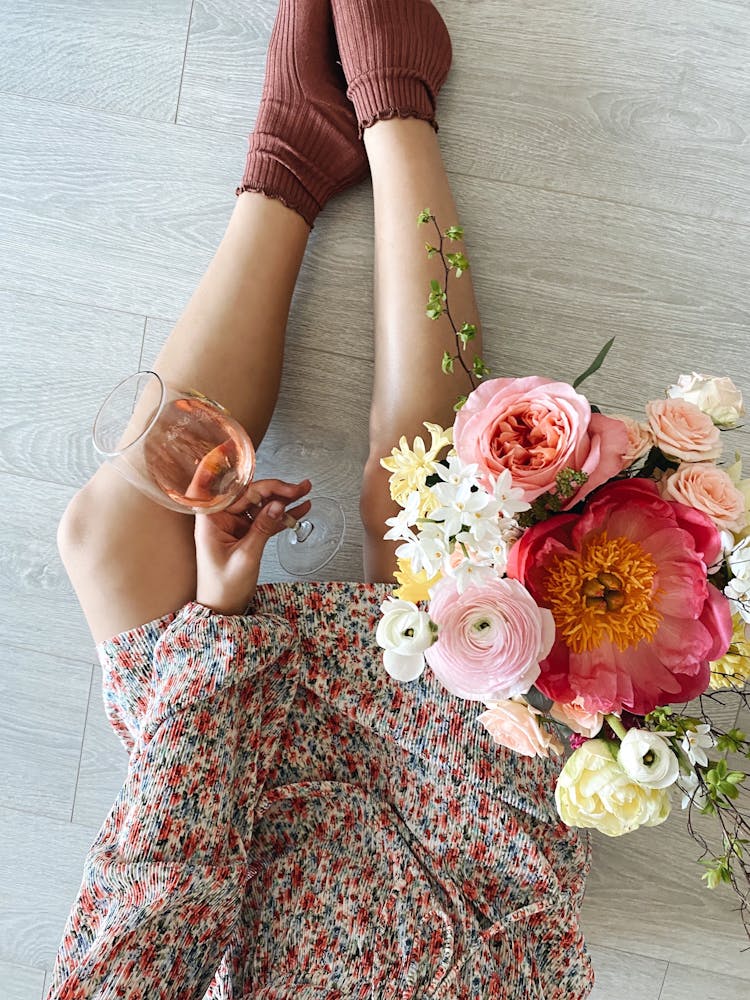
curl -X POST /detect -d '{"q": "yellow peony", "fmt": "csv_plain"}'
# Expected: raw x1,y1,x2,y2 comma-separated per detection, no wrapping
393,557,441,603
555,739,671,837
710,612,750,690
381,422,453,508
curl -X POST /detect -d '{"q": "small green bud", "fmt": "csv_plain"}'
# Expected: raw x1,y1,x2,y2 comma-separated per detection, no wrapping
472,355,490,378
441,351,455,375
458,322,477,345
417,208,433,225
446,251,470,278
443,225,464,241
454,394,468,411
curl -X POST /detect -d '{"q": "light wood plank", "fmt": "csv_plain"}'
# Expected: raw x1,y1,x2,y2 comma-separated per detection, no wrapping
0,289,145,489
0,960,46,1000
0,807,99,971
587,943,667,1000
581,805,750,979
0,472,93,663
0,0,192,122
0,646,91,822
178,0,750,224
659,961,750,999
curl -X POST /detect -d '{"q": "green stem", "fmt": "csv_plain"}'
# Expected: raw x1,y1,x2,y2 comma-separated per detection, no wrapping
606,714,627,741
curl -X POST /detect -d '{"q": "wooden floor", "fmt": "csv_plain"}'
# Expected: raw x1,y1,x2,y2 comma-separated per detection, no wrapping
1,1,749,995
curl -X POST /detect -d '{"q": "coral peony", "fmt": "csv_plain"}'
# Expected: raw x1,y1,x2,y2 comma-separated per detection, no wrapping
424,576,555,702
507,478,733,714
453,376,629,505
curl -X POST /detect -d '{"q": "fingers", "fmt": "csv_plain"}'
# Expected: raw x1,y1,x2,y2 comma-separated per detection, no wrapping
228,477,311,515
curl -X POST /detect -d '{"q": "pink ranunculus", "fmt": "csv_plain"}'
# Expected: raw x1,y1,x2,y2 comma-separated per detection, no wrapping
658,463,747,533
550,698,604,738
645,398,722,462
507,478,733,715
453,376,629,505
424,576,555,702
478,699,564,758
610,414,654,468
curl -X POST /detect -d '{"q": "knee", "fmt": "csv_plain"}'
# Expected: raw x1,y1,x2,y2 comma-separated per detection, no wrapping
57,483,100,577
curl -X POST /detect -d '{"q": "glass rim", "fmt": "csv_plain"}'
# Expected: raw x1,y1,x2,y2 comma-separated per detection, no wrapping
92,370,167,459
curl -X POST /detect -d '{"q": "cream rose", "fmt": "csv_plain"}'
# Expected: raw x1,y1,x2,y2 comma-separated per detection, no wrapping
617,729,679,789
555,739,672,836
376,598,436,682
666,373,745,428
658,463,747,533
610,414,654,468
645,398,722,463
550,698,604,738
478,698,564,758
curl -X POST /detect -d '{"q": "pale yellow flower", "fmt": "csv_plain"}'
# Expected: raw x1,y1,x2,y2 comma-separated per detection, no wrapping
555,739,671,836
710,612,750,690
393,557,442,603
381,422,453,508
727,454,750,541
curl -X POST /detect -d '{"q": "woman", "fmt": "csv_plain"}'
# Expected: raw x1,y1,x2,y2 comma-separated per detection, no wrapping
51,1,593,996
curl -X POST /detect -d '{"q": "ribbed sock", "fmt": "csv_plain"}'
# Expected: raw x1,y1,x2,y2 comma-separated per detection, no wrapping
331,0,452,134
237,0,368,227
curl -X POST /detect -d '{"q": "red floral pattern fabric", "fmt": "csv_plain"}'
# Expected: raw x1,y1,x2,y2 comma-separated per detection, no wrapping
47,581,593,999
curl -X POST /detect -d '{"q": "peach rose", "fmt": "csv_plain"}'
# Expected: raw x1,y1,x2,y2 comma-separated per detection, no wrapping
645,398,721,462
550,698,604,738
659,463,747,533
478,698,564,758
453,376,629,505
609,414,654,468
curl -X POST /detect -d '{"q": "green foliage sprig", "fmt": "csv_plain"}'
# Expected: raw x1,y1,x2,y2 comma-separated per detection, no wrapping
418,210,489,409
516,468,590,528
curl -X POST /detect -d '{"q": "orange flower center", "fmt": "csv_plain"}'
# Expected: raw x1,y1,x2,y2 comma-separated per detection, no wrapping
540,532,661,653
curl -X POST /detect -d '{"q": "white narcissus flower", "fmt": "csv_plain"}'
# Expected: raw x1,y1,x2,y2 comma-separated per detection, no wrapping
680,723,714,767
666,372,745,428
376,597,436,682
489,468,531,518
434,454,481,490
383,491,421,542
676,769,708,811
617,729,680,789
727,536,750,582
724,575,750,625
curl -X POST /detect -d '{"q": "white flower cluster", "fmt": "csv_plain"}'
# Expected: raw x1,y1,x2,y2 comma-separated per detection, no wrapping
725,535,750,625
384,457,529,593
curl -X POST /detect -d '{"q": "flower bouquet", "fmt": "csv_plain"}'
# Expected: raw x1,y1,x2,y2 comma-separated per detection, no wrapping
378,212,750,938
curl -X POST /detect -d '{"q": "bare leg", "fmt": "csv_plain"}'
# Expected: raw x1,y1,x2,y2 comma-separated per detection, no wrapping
360,118,483,580
59,194,309,643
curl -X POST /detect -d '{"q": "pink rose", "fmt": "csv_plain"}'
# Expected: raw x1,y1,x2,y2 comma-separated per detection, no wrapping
453,376,629,505
659,463,747,533
645,398,722,462
478,699,564,758
550,698,604,738
425,576,555,702
610,414,654,467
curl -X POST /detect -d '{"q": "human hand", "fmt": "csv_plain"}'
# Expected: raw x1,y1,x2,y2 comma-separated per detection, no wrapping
194,478,312,615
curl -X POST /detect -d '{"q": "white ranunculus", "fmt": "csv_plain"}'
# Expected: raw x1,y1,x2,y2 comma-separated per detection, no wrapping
382,649,427,682
666,372,745,428
376,598,435,653
727,536,750,582
617,729,680,789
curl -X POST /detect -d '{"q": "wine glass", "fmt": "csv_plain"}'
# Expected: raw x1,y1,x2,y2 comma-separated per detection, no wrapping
92,371,345,575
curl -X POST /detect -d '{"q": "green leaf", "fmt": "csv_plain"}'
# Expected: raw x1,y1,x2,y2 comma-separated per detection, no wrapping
424,243,437,259
472,356,490,377
426,304,443,320
446,251,470,278
716,728,748,753
441,351,455,375
571,336,616,390
417,208,432,225
453,394,468,411
443,225,464,241
458,322,477,346
430,279,442,294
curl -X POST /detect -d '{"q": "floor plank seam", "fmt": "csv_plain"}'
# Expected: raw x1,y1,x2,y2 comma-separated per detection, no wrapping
174,0,197,126
138,315,149,370
657,960,670,998
70,664,96,824
0,635,95,670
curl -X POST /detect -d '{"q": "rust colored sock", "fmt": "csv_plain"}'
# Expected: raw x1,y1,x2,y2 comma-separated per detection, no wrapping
237,0,368,227
331,0,453,134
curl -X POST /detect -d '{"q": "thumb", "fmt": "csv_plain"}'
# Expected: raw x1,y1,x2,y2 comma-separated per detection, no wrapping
243,500,287,556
